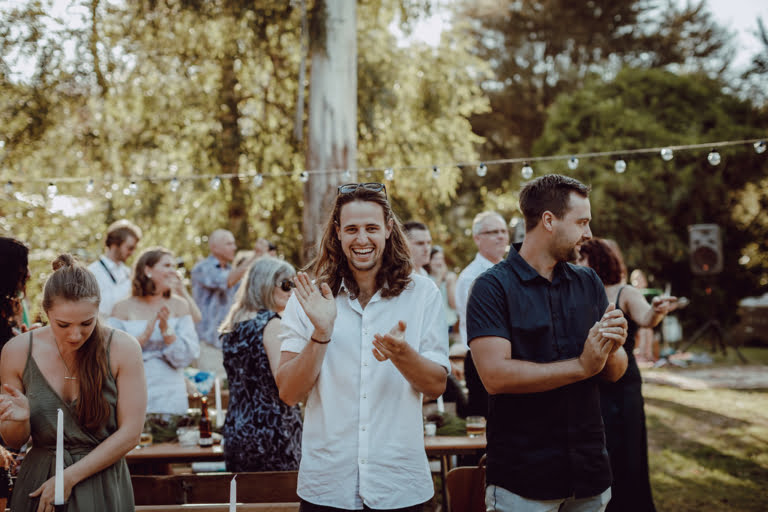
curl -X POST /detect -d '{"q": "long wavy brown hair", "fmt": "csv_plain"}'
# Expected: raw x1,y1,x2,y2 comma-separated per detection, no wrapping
307,186,413,298
42,254,110,432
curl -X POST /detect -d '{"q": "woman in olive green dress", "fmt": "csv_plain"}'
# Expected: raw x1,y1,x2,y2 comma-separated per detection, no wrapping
0,254,147,512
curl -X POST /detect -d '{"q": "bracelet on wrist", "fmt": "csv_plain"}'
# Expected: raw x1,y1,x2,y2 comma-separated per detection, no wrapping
311,336,331,344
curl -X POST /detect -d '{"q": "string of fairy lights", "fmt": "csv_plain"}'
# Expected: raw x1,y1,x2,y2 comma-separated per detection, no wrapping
2,138,766,200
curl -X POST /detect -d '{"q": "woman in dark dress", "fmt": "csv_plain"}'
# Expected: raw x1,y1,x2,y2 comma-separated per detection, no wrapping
578,239,678,512
219,256,302,472
0,237,31,505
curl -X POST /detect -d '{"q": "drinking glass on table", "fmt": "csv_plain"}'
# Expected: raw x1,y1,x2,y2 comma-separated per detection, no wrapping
139,419,154,447
465,416,486,437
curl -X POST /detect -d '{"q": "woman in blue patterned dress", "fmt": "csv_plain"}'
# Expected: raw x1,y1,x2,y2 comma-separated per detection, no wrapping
219,256,302,472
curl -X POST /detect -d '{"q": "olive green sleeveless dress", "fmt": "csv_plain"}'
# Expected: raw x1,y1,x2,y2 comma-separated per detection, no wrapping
10,330,135,511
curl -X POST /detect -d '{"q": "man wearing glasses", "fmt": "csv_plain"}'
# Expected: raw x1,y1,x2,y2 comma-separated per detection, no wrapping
276,183,450,512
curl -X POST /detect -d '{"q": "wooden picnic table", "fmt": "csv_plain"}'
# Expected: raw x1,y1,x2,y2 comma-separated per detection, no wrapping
127,435,485,467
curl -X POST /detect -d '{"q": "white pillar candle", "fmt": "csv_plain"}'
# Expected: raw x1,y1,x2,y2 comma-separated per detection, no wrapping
436,395,445,414
55,408,64,504
229,474,237,512
215,377,224,428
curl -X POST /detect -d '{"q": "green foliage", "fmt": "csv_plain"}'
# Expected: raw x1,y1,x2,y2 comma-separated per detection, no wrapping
0,0,490,317
534,67,768,328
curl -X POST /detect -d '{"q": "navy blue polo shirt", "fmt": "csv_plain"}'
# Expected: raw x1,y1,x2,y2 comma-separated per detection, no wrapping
467,244,611,500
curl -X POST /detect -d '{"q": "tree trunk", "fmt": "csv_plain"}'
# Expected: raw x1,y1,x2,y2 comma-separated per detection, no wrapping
302,0,357,263
218,54,247,243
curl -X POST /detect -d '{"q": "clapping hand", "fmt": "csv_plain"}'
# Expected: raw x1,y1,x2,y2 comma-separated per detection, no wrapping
0,384,30,423
651,296,678,315
372,320,411,363
598,303,628,353
293,272,336,336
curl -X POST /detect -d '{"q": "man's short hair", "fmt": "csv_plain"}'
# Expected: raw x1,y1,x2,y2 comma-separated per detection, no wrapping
519,175,590,232
105,219,142,248
403,221,429,236
472,212,506,235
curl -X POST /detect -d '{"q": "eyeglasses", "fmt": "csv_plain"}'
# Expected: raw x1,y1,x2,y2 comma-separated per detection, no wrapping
477,229,508,236
276,279,295,292
337,182,387,197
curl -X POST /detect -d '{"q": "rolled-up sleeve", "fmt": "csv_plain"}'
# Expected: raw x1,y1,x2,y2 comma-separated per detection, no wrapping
279,294,313,354
418,283,450,372
162,315,200,369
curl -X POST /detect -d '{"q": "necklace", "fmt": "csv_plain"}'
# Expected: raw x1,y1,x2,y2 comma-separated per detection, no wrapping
54,341,77,381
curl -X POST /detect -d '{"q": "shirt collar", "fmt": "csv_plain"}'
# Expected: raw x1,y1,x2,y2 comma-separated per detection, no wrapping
506,243,573,283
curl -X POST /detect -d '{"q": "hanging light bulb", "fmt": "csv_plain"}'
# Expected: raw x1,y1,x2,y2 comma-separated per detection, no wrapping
384,168,394,181
341,169,352,181
660,147,674,161
476,162,488,177
299,171,309,183
169,177,180,192
754,140,766,154
707,150,721,166
85,179,95,193
614,159,627,173
4,181,13,194
47,182,58,199
129,181,139,195
252,174,263,187
521,163,533,179
432,166,440,178
567,156,579,170
210,176,222,190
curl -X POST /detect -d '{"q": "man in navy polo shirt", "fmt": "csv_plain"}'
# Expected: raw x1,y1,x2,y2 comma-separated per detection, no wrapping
468,174,629,512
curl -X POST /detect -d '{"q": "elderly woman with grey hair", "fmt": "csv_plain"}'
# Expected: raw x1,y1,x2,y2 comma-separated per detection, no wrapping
218,256,302,472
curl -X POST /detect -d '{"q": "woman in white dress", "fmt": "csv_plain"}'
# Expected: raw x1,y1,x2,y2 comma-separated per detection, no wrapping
109,247,199,415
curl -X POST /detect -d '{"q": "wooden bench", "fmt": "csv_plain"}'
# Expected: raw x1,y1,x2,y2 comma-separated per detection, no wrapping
132,471,299,506
136,505,299,512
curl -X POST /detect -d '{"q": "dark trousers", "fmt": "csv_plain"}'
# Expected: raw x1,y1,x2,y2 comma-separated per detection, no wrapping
299,499,424,512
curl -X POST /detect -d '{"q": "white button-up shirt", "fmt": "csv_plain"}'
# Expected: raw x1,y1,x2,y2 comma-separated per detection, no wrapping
87,256,132,316
280,273,449,510
455,252,496,347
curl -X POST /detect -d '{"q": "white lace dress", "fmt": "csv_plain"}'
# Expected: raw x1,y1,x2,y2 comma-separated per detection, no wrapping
108,315,199,414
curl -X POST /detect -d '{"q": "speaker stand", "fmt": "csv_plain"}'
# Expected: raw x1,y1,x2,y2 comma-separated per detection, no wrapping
678,319,747,363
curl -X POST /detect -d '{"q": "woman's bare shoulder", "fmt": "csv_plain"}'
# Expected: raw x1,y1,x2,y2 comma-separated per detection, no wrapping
110,297,139,319
168,295,191,316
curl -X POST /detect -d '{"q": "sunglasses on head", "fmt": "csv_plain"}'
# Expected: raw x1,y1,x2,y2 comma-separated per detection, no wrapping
337,182,387,198
277,279,295,292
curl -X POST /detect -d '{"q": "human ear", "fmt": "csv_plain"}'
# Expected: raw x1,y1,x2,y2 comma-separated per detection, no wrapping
542,211,555,232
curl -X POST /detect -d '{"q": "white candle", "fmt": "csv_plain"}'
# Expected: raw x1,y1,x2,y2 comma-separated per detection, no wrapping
55,408,64,504
229,474,237,512
215,377,224,428
436,395,445,414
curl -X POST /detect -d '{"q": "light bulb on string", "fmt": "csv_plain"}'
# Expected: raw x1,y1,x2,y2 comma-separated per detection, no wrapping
4,181,13,195
568,157,579,170
86,179,95,193
707,150,721,166
476,162,488,177
432,166,440,179
614,159,627,173
210,176,222,190
384,168,394,181
660,148,674,161
299,171,309,183
47,183,58,199
129,181,139,195
754,140,766,154
521,163,533,179
341,169,352,181
252,174,263,187
169,177,180,192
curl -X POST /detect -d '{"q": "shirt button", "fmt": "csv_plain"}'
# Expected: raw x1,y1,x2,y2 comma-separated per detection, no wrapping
361,426,367,431
362,393,367,399
363,362,369,367
361,459,367,464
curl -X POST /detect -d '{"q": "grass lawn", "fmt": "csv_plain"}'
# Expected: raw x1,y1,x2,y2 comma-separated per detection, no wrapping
644,347,768,511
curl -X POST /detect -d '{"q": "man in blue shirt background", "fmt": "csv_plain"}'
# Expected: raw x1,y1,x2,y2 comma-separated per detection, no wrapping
468,174,629,512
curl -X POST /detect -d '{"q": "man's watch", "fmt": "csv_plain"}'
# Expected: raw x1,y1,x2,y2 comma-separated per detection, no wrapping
162,325,175,337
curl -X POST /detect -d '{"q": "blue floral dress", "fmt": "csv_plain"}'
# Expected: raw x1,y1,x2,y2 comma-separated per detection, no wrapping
220,310,302,472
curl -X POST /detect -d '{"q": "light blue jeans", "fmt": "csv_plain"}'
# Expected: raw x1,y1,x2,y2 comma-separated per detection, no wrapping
485,485,611,512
